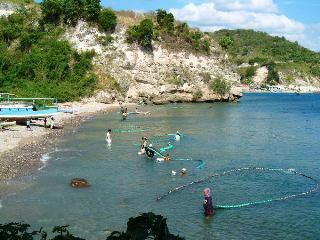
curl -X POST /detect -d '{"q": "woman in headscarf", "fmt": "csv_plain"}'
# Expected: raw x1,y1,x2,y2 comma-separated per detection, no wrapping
203,188,214,217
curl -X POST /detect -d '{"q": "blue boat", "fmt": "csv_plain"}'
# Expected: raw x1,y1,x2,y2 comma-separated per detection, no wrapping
0,93,60,121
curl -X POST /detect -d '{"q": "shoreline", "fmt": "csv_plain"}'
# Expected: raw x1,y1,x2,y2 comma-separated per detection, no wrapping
0,101,135,181
244,90,320,94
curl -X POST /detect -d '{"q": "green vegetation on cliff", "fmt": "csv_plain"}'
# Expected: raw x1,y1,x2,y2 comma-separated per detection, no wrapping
0,9,97,101
126,9,210,53
0,0,119,101
213,29,320,64
213,29,320,81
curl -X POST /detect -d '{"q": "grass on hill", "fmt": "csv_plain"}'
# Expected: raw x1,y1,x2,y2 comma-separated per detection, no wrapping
212,29,320,80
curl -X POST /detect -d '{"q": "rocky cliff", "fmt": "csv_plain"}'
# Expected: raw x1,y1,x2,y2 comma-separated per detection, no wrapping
65,21,242,104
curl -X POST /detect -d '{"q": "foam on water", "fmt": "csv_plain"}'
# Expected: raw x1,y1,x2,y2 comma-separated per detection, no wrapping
38,154,51,171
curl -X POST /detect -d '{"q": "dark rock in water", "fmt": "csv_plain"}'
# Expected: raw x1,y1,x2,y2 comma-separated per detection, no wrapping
70,178,90,188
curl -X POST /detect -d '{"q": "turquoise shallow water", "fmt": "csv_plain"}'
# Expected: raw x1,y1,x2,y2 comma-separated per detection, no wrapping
1,93,320,239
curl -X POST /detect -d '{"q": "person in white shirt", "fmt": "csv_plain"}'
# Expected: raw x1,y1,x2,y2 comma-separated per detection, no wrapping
106,129,112,144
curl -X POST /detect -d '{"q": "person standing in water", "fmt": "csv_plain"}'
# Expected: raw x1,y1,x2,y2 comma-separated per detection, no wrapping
106,129,112,144
175,131,182,141
203,188,214,217
122,108,128,120
139,137,148,154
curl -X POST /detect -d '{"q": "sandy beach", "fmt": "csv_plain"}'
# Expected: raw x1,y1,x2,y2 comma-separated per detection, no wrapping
0,101,135,181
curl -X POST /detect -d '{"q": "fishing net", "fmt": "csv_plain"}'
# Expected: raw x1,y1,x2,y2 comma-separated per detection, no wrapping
156,167,320,210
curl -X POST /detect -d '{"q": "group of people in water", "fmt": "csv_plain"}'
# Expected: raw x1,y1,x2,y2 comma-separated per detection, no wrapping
106,104,214,217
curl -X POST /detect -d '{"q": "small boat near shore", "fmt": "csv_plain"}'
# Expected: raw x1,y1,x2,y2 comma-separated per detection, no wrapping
0,93,60,122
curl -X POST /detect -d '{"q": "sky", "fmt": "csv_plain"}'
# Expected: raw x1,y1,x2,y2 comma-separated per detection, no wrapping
102,0,320,52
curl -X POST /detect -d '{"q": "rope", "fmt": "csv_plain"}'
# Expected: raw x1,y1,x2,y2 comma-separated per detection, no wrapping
173,158,206,169
148,146,165,158
156,167,320,209
113,129,147,133
159,143,174,153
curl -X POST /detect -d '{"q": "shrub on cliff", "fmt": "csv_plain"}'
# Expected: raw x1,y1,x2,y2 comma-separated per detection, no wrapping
239,66,256,84
98,8,117,33
219,36,233,49
83,0,101,22
126,19,154,49
264,62,280,85
209,75,231,95
41,0,64,23
156,9,174,33
41,0,102,24
192,89,203,101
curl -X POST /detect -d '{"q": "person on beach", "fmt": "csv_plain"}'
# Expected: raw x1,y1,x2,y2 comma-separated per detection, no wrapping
44,118,47,128
26,120,31,131
203,188,214,217
106,129,112,144
50,117,55,129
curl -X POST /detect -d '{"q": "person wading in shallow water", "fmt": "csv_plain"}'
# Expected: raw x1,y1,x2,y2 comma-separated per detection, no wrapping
106,129,112,144
203,188,214,217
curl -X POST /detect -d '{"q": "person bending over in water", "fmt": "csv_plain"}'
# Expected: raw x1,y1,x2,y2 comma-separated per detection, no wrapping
157,153,171,162
135,107,150,115
146,144,155,158
175,131,182,141
122,108,128,120
180,168,187,175
203,188,214,217
106,129,112,144
139,137,148,154
164,153,171,161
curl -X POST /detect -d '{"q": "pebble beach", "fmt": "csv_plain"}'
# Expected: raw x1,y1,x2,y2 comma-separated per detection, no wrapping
0,101,134,181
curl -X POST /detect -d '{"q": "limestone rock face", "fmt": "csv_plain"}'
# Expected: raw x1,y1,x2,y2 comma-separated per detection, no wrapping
95,91,116,104
0,3,15,17
253,66,268,85
65,21,243,104
70,178,90,188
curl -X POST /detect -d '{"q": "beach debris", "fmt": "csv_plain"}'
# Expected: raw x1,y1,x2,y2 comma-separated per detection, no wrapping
70,178,90,188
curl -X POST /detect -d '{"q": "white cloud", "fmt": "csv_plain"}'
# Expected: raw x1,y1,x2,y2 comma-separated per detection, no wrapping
170,2,304,34
170,1,320,51
214,0,278,13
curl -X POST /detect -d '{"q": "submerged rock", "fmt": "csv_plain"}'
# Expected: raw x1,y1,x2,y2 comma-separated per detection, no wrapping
70,178,90,188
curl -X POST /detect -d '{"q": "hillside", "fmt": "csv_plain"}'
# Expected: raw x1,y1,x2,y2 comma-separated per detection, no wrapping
0,0,319,104
212,29,320,89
